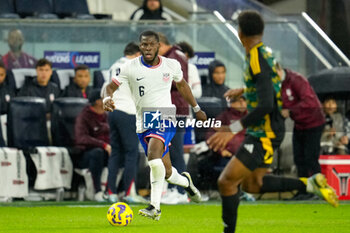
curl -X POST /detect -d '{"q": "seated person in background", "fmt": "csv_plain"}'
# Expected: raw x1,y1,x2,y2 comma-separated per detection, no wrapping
198,96,247,191
0,61,16,114
75,89,111,202
62,64,91,98
18,58,60,113
130,0,172,21
177,41,202,99
2,29,37,69
321,97,348,155
202,59,230,108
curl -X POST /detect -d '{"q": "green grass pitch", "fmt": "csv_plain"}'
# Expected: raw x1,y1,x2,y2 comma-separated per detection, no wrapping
0,201,350,233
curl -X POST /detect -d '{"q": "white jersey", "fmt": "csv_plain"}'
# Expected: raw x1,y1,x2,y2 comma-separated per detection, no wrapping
112,56,183,133
108,57,136,115
188,63,202,99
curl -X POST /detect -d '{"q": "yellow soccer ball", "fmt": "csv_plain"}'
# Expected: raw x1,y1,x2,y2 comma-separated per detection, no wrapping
107,202,133,226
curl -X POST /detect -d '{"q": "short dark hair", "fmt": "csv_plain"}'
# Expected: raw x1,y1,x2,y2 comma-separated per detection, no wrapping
177,41,195,58
74,64,89,73
238,10,264,36
157,32,170,45
36,58,52,68
0,61,5,70
139,30,159,42
124,42,140,56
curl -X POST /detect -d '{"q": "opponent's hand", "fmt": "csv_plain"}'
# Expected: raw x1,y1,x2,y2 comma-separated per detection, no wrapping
281,109,290,118
104,144,112,156
221,149,233,157
195,110,207,122
224,88,244,100
207,131,235,152
103,97,115,112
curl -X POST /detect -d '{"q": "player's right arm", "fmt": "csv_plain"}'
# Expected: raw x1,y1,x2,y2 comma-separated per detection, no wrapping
102,81,119,112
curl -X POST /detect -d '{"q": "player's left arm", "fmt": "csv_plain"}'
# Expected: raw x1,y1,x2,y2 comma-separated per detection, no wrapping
240,53,274,129
175,78,207,121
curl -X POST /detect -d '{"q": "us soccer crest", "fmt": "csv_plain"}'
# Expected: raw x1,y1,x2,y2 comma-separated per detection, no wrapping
162,73,170,82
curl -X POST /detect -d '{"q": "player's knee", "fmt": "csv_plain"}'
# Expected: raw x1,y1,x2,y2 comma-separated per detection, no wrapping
147,148,163,160
217,174,237,193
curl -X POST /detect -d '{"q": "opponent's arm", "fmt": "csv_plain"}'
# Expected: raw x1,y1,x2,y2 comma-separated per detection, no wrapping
176,78,207,121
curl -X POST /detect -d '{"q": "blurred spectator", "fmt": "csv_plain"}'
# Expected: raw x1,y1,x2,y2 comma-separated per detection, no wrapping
0,61,15,114
2,29,37,69
346,110,350,153
18,58,60,113
321,97,348,155
158,32,189,204
177,41,202,99
130,0,172,21
202,60,230,108
62,64,91,98
277,64,325,178
104,42,146,204
75,89,111,202
198,96,247,190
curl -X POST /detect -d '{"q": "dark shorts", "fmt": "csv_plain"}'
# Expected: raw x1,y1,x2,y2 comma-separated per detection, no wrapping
235,134,282,171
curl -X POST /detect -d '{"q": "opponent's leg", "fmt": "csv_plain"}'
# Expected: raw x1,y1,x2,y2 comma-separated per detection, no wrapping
218,157,252,233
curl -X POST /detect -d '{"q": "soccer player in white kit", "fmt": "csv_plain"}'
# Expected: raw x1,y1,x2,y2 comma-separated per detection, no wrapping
103,30,207,221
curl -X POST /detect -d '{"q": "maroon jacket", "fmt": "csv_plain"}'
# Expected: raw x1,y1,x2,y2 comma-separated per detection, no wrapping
2,51,37,69
281,69,325,130
75,106,110,151
206,108,247,155
163,45,189,116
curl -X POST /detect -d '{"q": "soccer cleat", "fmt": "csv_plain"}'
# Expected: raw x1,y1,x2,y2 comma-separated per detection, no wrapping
138,205,161,221
182,172,201,203
108,194,118,203
94,191,107,202
124,195,148,204
307,173,339,207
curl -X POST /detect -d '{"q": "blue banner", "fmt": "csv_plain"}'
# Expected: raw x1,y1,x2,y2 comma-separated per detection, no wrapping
44,51,100,68
189,52,215,69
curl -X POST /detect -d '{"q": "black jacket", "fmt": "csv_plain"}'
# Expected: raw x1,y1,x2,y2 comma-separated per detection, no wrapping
202,60,230,108
18,78,60,112
62,82,91,99
0,80,16,114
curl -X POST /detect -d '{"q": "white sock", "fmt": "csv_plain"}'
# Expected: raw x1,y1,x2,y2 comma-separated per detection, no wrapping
148,159,165,210
166,167,189,188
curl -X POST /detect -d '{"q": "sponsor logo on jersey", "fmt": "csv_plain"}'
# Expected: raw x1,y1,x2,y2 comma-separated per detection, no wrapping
136,77,145,81
244,144,254,154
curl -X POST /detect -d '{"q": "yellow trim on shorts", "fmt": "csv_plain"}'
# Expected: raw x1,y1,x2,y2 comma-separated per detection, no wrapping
260,137,273,164
260,115,276,164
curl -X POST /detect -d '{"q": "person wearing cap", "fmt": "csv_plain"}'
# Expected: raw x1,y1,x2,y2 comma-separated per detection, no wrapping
75,89,111,202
